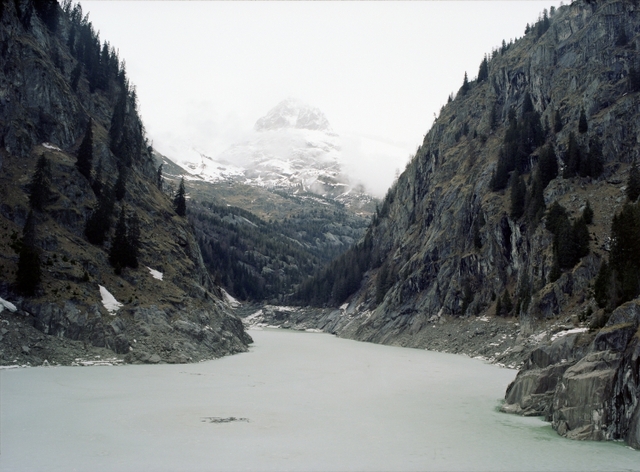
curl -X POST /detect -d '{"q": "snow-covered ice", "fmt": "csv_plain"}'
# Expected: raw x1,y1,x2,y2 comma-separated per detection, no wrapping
99,285,123,315
2,329,639,471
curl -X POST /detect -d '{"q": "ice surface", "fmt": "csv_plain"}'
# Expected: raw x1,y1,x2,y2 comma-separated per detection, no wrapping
2,330,639,472
98,285,123,315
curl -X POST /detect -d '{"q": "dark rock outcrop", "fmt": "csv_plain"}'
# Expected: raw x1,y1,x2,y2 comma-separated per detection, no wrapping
503,301,640,447
0,0,251,364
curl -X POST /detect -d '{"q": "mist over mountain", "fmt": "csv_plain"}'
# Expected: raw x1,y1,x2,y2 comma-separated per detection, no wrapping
164,98,408,199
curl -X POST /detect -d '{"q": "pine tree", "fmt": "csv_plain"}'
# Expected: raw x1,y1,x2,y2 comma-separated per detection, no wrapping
501,290,513,316
76,118,93,180
92,161,103,197
495,295,502,317
578,108,588,134
522,92,534,115
115,164,127,201
489,103,499,131
627,160,640,202
584,137,604,179
29,154,50,211
16,211,41,296
125,212,140,269
563,133,580,178
174,177,187,216
460,72,470,96
538,145,558,189
85,185,115,245
616,29,629,47
477,56,489,83
629,66,640,93
554,109,563,133
156,164,163,190
109,206,128,274
525,173,546,224
594,259,611,308
583,200,594,224
33,0,59,33
573,216,590,260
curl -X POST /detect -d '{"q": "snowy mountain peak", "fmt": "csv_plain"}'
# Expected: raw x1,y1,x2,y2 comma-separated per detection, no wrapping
254,98,332,132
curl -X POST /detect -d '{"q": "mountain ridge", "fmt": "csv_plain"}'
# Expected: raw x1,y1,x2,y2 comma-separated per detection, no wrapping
0,0,251,366
264,0,640,448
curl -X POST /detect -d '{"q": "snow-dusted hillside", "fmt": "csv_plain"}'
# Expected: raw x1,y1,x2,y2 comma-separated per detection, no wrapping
166,99,373,203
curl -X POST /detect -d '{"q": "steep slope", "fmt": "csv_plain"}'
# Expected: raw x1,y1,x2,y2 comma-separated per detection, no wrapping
0,0,251,365
156,152,372,303
278,0,640,447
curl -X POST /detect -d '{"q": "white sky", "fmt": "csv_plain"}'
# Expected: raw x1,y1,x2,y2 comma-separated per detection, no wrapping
81,0,562,197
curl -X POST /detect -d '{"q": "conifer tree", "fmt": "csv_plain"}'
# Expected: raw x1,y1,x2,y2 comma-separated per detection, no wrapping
489,103,499,131
573,216,590,260
460,72,470,96
156,164,163,190
33,0,59,33
594,259,611,308
174,177,187,216
477,56,489,83
115,164,127,201
616,29,629,47
92,161,103,197
583,137,604,179
629,66,640,93
85,185,115,245
501,290,513,316
563,133,580,178
126,212,140,269
76,118,93,180
627,160,640,202
29,154,50,211
538,145,558,189
554,109,563,133
16,211,41,296
109,206,128,274
578,108,588,134
583,200,594,224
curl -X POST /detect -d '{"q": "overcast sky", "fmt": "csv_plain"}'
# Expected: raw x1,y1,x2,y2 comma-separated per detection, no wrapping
81,0,562,196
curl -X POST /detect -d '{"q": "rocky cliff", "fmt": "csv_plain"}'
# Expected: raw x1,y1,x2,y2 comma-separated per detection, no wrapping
0,0,251,365
280,0,640,447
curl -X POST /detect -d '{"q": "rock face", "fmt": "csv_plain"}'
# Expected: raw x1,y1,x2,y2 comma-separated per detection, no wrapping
0,0,251,365
286,0,640,448
504,301,640,446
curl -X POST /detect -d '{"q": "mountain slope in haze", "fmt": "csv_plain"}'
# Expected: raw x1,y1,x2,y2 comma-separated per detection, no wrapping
167,98,375,207
0,0,251,365
274,0,640,448
156,152,372,303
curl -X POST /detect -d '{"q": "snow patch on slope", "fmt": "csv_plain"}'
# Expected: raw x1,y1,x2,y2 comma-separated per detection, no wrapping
99,285,123,315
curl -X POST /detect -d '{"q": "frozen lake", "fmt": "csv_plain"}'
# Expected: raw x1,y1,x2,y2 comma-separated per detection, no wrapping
1,328,639,471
